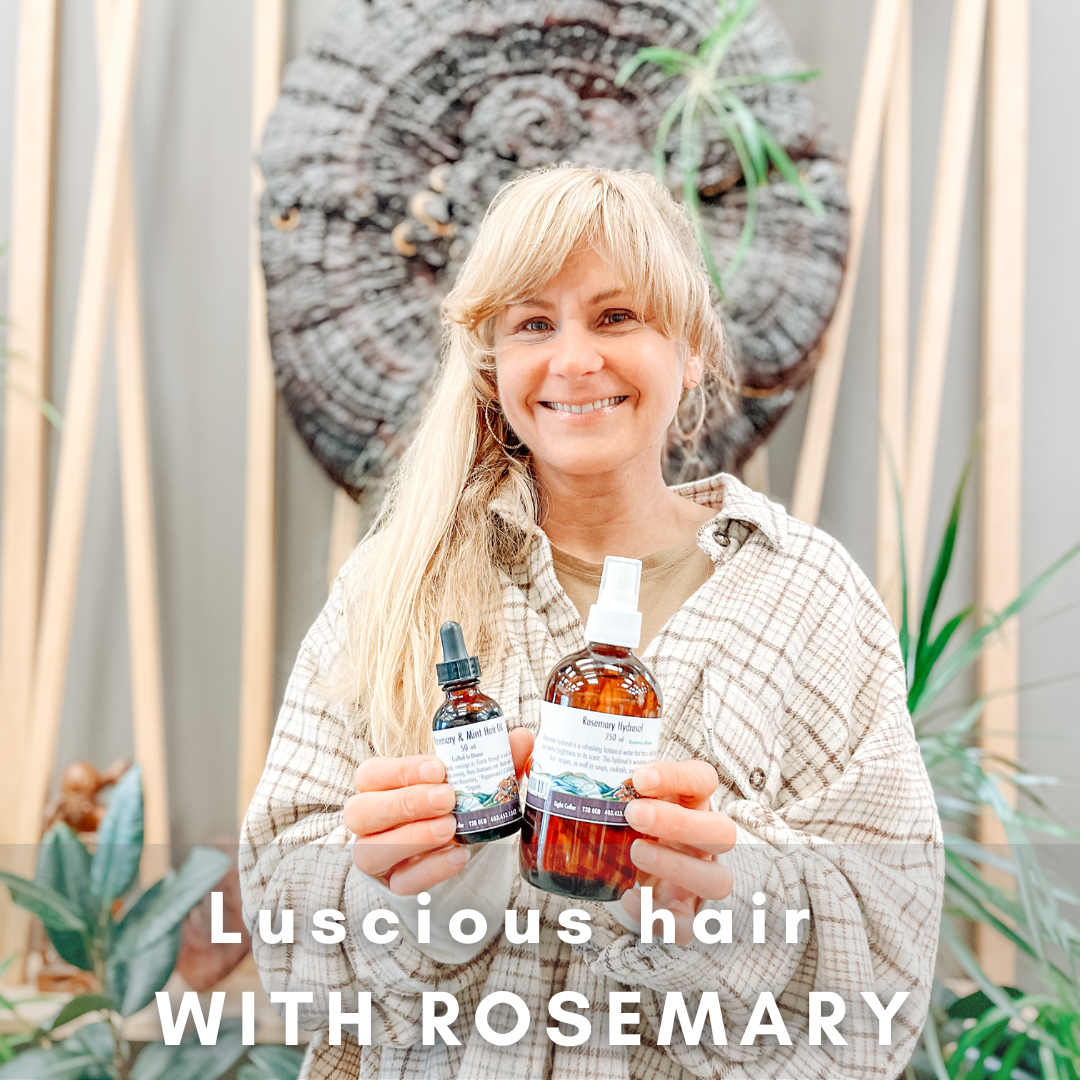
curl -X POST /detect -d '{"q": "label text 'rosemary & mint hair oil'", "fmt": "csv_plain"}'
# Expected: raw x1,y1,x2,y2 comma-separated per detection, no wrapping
432,621,522,844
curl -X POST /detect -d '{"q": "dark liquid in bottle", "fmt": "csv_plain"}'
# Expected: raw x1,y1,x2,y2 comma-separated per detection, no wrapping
433,682,522,845
520,643,661,901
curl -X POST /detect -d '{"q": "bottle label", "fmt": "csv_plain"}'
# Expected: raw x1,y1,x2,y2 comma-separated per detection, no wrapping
432,713,520,835
526,701,661,826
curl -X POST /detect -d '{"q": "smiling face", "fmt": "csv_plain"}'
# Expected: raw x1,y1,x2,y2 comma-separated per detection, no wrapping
493,246,703,490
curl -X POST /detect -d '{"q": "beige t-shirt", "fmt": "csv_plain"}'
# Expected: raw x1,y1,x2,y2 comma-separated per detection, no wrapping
551,537,714,653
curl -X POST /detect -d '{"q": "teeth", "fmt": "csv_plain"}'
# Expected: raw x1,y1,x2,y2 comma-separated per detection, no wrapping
543,396,626,414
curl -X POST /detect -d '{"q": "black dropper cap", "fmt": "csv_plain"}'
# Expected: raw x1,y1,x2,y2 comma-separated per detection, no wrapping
436,621,482,687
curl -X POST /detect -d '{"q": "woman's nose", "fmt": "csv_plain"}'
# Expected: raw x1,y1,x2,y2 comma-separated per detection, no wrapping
547,319,604,378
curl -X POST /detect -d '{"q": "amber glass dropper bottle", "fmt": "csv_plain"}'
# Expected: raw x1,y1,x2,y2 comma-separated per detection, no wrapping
520,557,663,901
432,621,521,844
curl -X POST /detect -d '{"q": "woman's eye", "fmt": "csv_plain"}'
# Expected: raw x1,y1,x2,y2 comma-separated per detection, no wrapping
603,310,636,325
523,319,551,332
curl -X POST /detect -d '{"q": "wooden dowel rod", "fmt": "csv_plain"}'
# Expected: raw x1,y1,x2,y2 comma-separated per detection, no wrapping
792,0,906,525
17,0,145,851
238,0,287,829
327,487,362,594
975,0,1027,988
0,0,60,975
114,162,171,884
876,0,911,627
93,0,171,887
903,0,988,594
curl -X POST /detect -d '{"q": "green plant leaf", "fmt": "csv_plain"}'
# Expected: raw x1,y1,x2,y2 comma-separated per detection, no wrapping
618,0,822,293
44,995,116,1035
651,88,687,179
915,540,1080,716
0,872,87,933
110,847,229,964
615,46,694,84
909,606,975,712
110,922,183,1018
725,94,767,184
131,1020,245,1080
713,104,760,290
36,825,92,911
720,68,823,88
105,876,183,1010
703,0,756,68
1009,811,1080,841
36,826,95,971
106,877,183,1015
913,452,973,673
0,1050,106,1078
945,875,1034,957
916,1005,951,1080
59,1019,119,1067
242,1045,305,1079
90,765,144,907
758,127,825,214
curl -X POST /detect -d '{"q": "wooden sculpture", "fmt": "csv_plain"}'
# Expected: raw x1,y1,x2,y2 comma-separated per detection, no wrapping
42,758,129,836
258,0,849,499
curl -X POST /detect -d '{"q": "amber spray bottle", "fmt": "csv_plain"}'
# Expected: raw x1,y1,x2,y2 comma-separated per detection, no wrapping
520,557,663,900
432,621,521,844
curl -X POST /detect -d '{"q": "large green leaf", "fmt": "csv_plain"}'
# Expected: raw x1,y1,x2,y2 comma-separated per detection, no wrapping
90,765,144,907
110,923,182,1018
106,878,183,1016
36,826,95,970
131,1020,245,1080
36,825,92,912
110,847,229,964
0,872,87,933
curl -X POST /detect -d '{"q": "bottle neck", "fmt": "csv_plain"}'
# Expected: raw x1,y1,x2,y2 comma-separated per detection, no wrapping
587,641,633,659
442,678,481,698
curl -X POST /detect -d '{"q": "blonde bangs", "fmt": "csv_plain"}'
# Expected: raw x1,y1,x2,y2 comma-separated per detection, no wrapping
442,166,727,382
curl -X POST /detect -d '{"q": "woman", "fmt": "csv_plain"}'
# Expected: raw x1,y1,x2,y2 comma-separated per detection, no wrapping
240,166,943,1080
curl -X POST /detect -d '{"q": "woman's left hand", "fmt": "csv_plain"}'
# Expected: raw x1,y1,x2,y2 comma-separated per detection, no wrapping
621,760,735,944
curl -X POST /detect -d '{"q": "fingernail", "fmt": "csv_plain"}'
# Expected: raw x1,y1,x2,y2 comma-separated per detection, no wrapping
624,800,652,830
429,784,455,810
630,839,655,869
433,816,457,841
419,759,444,783
633,766,659,791
446,846,469,869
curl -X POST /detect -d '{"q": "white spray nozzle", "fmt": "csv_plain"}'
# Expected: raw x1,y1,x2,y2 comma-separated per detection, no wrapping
584,556,643,649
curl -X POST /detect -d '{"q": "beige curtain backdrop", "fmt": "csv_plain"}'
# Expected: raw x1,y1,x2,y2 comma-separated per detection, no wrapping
0,0,1076,964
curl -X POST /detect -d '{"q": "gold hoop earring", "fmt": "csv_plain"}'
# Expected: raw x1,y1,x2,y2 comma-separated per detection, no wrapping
674,382,707,441
481,399,524,453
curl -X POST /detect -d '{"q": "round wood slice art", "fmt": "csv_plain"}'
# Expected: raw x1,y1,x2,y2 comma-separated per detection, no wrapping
259,0,849,499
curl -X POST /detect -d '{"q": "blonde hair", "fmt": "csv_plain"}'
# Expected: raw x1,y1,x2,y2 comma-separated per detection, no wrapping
339,165,736,756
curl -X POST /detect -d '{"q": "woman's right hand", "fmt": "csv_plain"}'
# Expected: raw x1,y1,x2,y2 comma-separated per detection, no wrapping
344,728,534,896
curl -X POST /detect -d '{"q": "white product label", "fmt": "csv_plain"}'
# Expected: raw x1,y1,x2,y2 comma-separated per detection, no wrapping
527,701,661,824
432,715,520,834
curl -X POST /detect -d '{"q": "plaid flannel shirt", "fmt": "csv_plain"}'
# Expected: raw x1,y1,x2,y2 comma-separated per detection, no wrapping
239,473,944,1079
